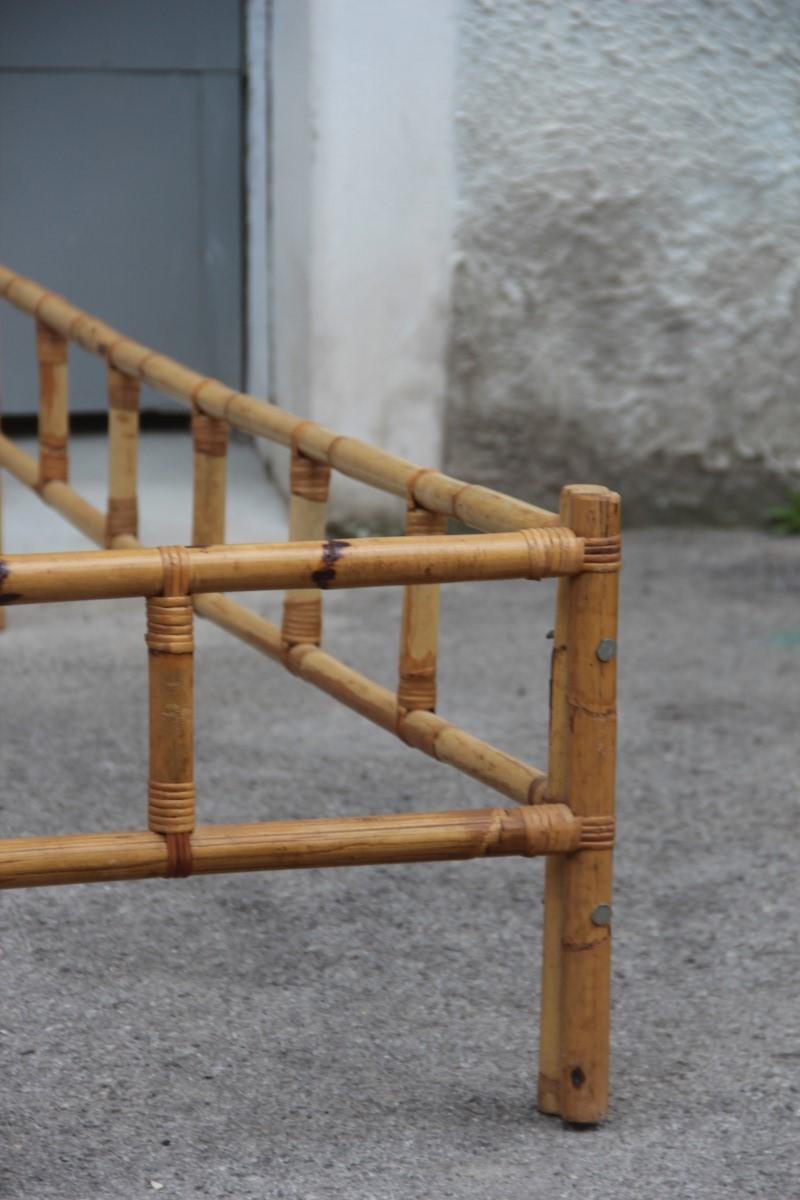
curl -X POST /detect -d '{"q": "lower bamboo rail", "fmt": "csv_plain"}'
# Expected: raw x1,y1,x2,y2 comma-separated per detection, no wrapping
0,804,580,889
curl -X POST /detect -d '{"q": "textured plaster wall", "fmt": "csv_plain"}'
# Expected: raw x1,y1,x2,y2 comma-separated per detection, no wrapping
448,0,800,522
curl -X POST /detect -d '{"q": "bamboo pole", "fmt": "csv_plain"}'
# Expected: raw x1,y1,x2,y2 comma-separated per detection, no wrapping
0,526,585,606
0,265,559,531
36,320,69,487
557,485,620,1125
397,503,447,713
537,487,586,1116
0,804,582,890
282,438,331,648
191,403,229,546
106,365,140,546
146,546,195,877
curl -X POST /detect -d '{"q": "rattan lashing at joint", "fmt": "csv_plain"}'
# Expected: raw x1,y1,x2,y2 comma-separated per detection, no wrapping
582,535,621,573
289,423,331,502
192,403,229,458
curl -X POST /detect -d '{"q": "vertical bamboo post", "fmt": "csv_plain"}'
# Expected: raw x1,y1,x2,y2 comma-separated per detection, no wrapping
536,489,574,1116
557,485,620,1124
147,546,195,877
36,320,69,487
191,403,229,546
397,502,447,713
281,433,331,648
106,365,140,546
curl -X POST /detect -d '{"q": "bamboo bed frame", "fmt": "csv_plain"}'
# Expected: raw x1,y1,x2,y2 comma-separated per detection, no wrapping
0,265,620,1126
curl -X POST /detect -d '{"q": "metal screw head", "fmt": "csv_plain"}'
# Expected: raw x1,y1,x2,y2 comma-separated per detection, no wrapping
545,629,555,640
591,904,612,927
596,639,617,663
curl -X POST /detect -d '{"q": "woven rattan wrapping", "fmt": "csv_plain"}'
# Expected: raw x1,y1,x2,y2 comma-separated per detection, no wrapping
583,535,622,572
192,406,229,457
106,496,138,540
35,320,67,364
282,594,322,646
37,433,68,484
290,448,331,502
148,781,196,834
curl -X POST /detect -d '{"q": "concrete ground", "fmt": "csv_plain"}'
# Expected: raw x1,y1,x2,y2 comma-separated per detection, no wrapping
1,434,798,1199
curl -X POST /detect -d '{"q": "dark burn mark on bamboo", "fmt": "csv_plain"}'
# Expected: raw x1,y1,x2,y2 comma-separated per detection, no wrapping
570,1066,586,1089
311,539,350,589
0,561,21,603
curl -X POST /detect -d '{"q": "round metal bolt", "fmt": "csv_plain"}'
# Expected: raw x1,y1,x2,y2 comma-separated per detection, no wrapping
596,639,617,663
591,904,612,927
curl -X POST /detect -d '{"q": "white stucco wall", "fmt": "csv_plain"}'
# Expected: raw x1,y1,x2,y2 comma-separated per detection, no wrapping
270,0,455,527
448,0,800,522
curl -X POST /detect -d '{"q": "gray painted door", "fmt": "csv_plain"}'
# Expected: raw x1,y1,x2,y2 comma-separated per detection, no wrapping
0,0,242,413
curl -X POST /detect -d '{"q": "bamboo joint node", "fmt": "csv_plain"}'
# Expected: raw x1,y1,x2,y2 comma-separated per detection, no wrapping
281,596,322,646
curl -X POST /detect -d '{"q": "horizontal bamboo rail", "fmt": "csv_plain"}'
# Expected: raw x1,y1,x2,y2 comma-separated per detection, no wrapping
0,265,558,532
0,804,583,890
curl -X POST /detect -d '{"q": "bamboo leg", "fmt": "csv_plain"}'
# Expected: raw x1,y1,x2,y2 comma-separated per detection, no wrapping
557,485,621,1125
36,320,69,486
147,546,195,877
281,438,330,647
537,491,574,1113
397,503,447,713
106,365,140,546
191,403,229,546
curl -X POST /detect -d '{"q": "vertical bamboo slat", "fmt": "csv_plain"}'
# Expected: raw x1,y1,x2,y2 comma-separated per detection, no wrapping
36,320,69,487
281,436,331,648
147,546,195,877
191,402,229,546
558,485,620,1124
106,365,140,546
397,502,447,713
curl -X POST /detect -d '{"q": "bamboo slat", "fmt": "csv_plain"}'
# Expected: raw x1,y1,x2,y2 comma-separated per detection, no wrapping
397,504,447,713
0,527,585,606
147,546,195,877
282,440,331,647
106,365,140,545
558,485,620,1125
0,804,581,890
36,320,69,486
0,264,559,530
191,405,229,547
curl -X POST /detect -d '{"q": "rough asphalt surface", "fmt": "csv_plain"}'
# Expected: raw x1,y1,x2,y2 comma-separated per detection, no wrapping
1,519,798,1198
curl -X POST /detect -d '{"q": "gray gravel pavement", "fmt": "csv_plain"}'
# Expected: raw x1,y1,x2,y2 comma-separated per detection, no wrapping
1,453,798,1198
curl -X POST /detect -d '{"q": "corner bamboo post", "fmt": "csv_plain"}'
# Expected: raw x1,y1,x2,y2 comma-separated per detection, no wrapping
106,365,140,546
281,430,331,648
147,546,195,877
397,497,447,713
191,400,229,546
556,485,620,1125
537,487,575,1116
36,319,69,487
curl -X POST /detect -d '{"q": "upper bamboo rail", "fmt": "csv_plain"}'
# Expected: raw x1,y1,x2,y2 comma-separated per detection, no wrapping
0,265,558,532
